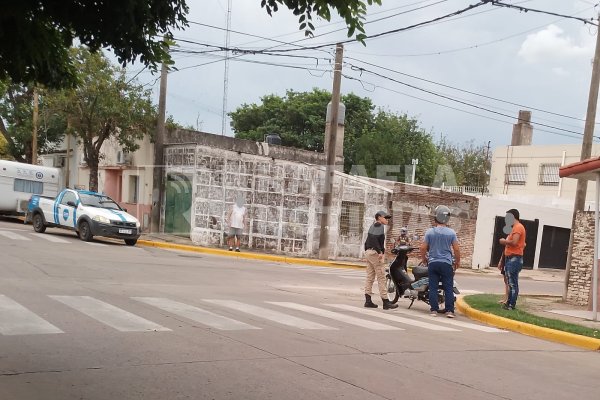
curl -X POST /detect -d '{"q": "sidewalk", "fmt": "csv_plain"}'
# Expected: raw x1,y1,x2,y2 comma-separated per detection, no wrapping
138,233,600,349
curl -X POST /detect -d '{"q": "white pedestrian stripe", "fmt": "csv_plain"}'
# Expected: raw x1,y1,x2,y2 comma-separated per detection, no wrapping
133,297,259,331
50,296,170,332
85,242,107,246
203,300,337,330
267,302,402,331
0,231,30,241
327,304,459,332
0,295,63,335
390,308,505,332
32,233,71,243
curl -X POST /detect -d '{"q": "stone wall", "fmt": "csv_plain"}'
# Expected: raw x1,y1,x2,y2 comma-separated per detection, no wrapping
567,211,594,306
164,143,390,259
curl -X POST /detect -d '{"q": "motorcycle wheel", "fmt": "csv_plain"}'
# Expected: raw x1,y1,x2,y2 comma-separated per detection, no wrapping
386,277,400,303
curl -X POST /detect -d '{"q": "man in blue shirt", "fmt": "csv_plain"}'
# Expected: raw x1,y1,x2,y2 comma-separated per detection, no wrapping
420,205,461,318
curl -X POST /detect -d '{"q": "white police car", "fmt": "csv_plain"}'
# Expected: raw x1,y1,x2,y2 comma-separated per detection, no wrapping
26,189,141,245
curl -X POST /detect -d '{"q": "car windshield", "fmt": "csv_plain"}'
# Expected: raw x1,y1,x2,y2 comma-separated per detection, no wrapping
79,193,122,210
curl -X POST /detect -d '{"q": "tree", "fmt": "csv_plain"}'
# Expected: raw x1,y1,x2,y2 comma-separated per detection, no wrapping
1,1,381,89
229,88,375,171
262,0,382,42
0,80,66,163
0,132,11,160
353,111,438,184
48,48,157,192
435,139,490,187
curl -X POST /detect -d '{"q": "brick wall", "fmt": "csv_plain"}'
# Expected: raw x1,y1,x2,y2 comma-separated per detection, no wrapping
389,184,479,268
567,211,594,306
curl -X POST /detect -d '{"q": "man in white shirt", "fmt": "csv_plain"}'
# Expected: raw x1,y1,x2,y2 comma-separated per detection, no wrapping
227,195,247,252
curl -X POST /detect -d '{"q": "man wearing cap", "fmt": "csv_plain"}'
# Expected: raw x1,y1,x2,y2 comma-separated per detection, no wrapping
499,209,526,310
363,210,398,310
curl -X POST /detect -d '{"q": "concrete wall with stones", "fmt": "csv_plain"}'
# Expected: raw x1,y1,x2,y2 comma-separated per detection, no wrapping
567,211,595,306
164,139,390,259
389,184,479,268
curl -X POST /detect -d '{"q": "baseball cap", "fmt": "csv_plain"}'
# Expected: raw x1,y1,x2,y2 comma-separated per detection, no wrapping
375,210,392,219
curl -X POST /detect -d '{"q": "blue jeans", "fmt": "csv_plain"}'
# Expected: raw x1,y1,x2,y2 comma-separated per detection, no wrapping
505,255,523,308
428,261,455,313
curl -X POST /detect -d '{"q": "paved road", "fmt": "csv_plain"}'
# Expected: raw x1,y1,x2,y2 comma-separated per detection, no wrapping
0,219,596,400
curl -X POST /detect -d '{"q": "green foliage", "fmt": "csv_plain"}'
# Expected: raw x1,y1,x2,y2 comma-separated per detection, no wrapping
436,138,490,187
353,111,438,184
261,0,382,43
0,80,67,163
0,133,11,160
47,48,157,191
0,0,189,88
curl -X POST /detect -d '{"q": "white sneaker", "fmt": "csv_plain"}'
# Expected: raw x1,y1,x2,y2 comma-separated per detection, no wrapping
430,311,437,317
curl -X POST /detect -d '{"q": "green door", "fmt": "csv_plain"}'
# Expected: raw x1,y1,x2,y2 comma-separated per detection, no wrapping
164,173,192,236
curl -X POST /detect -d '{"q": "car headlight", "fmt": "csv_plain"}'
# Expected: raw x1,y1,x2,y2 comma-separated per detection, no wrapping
135,220,140,228
92,215,111,224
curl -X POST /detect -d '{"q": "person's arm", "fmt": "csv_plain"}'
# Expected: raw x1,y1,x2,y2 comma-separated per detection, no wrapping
420,241,429,265
378,233,385,260
452,240,461,271
497,253,505,271
500,232,520,246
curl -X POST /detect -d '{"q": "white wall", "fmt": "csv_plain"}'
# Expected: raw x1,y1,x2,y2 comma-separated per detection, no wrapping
472,196,572,270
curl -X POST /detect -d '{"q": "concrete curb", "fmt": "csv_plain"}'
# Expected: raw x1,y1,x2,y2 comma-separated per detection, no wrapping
136,239,364,270
456,297,600,351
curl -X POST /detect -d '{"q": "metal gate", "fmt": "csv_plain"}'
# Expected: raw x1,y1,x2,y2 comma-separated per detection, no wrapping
538,226,570,269
490,216,539,269
164,173,192,237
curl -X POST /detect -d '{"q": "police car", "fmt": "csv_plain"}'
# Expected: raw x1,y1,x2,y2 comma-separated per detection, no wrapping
26,189,141,245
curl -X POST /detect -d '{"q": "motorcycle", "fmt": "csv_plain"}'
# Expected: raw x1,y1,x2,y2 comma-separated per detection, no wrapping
384,244,460,309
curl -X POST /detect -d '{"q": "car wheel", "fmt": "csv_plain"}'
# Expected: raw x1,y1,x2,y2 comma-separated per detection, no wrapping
32,213,46,233
124,239,137,246
78,221,93,242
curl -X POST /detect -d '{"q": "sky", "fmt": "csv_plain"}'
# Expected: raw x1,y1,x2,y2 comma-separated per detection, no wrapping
125,0,600,149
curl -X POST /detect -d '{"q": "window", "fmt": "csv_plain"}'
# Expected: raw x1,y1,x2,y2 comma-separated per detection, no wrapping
505,164,528,185
340,201,365,238
60,191,77,206
538,163,560,186
128,176,139,203
14,178,43,194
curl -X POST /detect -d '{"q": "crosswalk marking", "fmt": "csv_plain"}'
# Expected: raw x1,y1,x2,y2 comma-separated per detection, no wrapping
133,297,259,331
32,233,71,243
327,304,459,331
266,302,402,331
203,300,337,330
50,296,170,332
84,242,107,246
390,308,505,332
0,295,63,335
0,231,30,241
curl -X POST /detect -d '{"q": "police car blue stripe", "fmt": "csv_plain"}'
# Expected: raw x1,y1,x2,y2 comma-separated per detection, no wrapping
108,209,127,222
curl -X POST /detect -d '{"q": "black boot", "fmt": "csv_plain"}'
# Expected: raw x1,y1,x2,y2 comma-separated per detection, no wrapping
382,298,398,310
364,294,378,308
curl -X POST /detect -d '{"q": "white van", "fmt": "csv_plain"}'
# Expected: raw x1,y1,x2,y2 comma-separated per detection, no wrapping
0,160,61,215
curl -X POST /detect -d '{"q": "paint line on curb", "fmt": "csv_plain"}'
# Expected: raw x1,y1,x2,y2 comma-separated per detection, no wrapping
136,239,365,270
456,297,600,351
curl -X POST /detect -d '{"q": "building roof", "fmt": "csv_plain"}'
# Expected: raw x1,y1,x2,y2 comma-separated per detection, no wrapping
559,156,600,181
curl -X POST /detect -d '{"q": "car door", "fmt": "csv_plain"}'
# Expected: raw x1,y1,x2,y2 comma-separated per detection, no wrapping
58,191,78,228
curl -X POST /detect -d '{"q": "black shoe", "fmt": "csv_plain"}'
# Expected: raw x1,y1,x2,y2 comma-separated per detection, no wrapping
364,294,378,308
502,304,514,310
235,248,240,252
382,299,398,310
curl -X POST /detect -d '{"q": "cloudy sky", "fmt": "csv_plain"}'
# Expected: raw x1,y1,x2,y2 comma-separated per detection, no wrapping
127,0,600,148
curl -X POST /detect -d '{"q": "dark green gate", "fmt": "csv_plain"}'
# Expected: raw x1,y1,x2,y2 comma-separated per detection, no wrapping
164,173,192,236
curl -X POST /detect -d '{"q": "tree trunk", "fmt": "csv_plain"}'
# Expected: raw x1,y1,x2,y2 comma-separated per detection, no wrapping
88,162,99,192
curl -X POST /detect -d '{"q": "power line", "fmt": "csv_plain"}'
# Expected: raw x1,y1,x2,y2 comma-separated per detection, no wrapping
485,0,597,25
345,56,594,123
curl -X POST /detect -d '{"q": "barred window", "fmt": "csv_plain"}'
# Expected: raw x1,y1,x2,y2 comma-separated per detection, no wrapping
340,201,364,238
505,164,528,185
538,163,560,186
14,178,43,194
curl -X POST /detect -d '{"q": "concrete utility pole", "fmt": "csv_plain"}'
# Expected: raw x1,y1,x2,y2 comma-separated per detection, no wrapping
318,43,343,260
150,63,168,233
31,88,38,165
411,159,419,184
65,119,71,188
564,13,600,300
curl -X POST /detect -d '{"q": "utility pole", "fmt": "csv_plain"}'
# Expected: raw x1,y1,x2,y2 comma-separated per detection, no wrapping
151,63,168,233
31,88,38,165
65,119,71,188
564,12,600,300
411,159,419,185
221,0,232,135
318,43,343,260
482,140,491,195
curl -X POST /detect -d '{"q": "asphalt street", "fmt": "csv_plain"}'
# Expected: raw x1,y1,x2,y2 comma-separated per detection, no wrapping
0,219,597,400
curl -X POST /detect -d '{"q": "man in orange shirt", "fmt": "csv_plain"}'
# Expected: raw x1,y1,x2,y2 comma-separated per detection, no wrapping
499,209,526,310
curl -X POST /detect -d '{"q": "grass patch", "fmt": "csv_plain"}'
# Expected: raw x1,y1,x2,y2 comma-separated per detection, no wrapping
463,294,600,339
